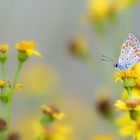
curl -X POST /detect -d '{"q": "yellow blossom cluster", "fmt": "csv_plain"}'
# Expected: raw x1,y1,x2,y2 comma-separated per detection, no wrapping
114,70,139,82
86,0,138,32
87,0,137,21
114,62,140,139
0,40,41,140
33,105,72,140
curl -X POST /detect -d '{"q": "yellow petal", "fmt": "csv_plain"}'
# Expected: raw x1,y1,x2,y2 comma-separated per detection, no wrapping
135,106,140,111
0,80,5,87
15,45,20,49
114,100,128,110
15,84,23,91
136,131,140,140
119,126,134,137
26,49,33,56
115,113,131,126
52,113,66,120
33,50,42,57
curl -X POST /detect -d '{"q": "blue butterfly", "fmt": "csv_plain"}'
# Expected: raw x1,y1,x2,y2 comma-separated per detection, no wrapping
114,33,140,71
102,33,140,71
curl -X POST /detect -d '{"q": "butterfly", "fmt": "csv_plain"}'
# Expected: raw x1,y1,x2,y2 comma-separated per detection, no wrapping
114,33,140,71
102,33,140,71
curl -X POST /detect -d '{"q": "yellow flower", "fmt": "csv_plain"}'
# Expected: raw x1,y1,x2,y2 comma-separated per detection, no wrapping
33,120,46,139
121,88,140,101
15,116,74,140
14,117,46,140
42,105,65,120
132,62,140,89
0,44,9,53
15,41,42,57
115,99,140,111
45,124,72,140
94,135,115,140
116,113,140,139
115,0,137,11
114,70,138,82
87,0,110,20
115,113,134,137
0,80,5,88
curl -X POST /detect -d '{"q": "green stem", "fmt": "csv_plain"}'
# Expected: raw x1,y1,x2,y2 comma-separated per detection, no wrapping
0,103,6,118
127,87,132,99
36,136,41,140
7,100,11,133
1,62,6,81
12,62,23,92
134,132,137,140
0,62,7,119
7,62,23,132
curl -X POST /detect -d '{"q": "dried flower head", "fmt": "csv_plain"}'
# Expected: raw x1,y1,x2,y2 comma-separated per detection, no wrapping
7,132,20,140
0,118,7,131
68,36,89,59
96,97,113,119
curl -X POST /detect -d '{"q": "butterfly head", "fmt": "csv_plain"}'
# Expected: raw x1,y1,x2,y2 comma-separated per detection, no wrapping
114,63,119,69
113,62,130,71
113,63,121,70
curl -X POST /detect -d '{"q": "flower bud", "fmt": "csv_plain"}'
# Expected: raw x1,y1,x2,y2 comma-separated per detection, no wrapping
17,50,29,63
123,78,136,90
0,44,9,63
0,94,10,103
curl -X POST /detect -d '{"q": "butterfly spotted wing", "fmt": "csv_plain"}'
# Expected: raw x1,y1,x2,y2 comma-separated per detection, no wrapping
118,33,140,70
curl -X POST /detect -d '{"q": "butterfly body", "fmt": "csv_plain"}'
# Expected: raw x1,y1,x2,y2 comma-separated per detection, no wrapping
114,33,140,71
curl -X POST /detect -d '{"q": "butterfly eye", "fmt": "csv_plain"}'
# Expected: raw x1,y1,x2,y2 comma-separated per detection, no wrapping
115,63,118,68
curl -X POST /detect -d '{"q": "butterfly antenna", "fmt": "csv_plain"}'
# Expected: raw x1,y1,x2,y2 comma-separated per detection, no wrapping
101,58,109,61
100,58,112,62
102,55,115,63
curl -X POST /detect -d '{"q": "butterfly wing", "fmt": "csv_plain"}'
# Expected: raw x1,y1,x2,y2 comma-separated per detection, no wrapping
127,33,140,50
118,33,140,69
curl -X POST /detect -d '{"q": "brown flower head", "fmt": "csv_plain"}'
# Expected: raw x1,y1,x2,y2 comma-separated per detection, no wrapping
7,132,21,140
0,118,7,131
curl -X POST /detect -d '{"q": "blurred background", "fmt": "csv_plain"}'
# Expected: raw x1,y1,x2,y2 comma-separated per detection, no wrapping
0,0,139,139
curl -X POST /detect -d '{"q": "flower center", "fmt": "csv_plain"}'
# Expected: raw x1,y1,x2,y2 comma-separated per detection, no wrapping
126,99,140,108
